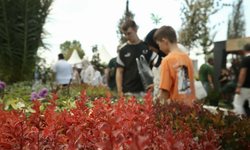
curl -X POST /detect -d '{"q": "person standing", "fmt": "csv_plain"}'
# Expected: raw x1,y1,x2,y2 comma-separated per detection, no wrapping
53,53,73,86
144,29,188,99
72,65,81,87
233,44,250,117
105,45,121,91
92,66,102,86
116,20,156,97
199,58,214,104
81,59,95,85
153,26,196,104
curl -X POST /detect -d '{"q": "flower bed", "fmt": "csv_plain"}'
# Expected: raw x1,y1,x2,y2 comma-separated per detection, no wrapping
0,91,250,149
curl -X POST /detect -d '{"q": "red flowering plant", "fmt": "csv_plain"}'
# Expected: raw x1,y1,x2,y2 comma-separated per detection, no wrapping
0,91,249,149
154,99,250,149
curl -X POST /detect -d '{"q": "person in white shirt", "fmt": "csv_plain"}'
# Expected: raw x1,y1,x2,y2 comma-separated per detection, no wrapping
81,59,95,84
92,66,102,86
53,53,73,86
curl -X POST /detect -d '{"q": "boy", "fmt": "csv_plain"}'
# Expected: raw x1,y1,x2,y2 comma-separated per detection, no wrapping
154,26,196,104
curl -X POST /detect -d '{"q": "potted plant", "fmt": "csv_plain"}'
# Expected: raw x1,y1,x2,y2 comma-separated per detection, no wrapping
206,88,222,106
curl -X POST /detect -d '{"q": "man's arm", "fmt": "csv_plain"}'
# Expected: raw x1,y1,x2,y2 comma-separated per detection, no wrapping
116,67,124,93
235,68,247,94
207,74,214,89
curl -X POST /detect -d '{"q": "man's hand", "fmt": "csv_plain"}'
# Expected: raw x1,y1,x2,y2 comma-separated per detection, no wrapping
210,83,214,89
146,84,154,92
235,87,241,94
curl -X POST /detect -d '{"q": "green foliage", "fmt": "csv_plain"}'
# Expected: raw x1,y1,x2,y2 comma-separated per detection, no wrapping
227,0,245,39
59,40,85,60
206,88,222,102
0,81,120,113
150,13,162,26
178,0,230,55
0,0,54,83
1,82,250,149
92,44,98,53
36,53,54,84
116,0,135,44
91,45,106,75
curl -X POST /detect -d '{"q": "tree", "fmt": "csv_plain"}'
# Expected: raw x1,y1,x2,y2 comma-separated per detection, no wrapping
92,44,98,53
91,45,105,75
198,0,220,55
116,0,135,44
59,40,85,60
227,0,245,39
151,13,162,27
0,0,54,83
178,0,230,55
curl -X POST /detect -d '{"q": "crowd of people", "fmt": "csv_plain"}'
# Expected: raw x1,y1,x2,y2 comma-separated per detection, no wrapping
110,20,195,104
53,19,250,117
53,54,103,87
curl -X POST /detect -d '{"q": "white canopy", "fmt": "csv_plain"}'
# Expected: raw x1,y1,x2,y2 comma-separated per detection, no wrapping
96,44,112,64
67,50,82,66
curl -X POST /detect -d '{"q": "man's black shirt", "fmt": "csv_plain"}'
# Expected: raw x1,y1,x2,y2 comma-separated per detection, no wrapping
241,55,250,88
117,41,156,93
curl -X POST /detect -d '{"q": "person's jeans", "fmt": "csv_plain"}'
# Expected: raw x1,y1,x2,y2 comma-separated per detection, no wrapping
233,88,250,117
201,81,210,92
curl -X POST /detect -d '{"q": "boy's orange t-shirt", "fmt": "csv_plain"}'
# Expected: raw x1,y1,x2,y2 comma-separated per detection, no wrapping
160,52,196,103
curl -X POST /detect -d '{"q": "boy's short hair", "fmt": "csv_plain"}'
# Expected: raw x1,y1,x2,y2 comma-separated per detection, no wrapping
244,43,250,51
58,53,64,59
153,26,177,43
122,19,137,31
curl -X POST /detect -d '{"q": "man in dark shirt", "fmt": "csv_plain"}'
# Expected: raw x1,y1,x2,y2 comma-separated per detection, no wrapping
105,45,121,91
219,68,229,102
116,20,156,97
233,44,250,117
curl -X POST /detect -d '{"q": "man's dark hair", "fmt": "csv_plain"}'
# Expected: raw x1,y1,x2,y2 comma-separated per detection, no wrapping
208,58,214,63
122,19,137,31
58,53,64,59
153,26,177,43
244,43,250,51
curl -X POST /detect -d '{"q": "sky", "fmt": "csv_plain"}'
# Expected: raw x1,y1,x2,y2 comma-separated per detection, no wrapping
40,0,250,68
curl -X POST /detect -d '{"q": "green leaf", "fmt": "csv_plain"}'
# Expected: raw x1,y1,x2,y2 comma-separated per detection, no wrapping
6,99,19,106
11,103,17,110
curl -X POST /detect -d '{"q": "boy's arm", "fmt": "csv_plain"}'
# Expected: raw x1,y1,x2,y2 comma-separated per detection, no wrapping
159,89,170,102
159,58,172,102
